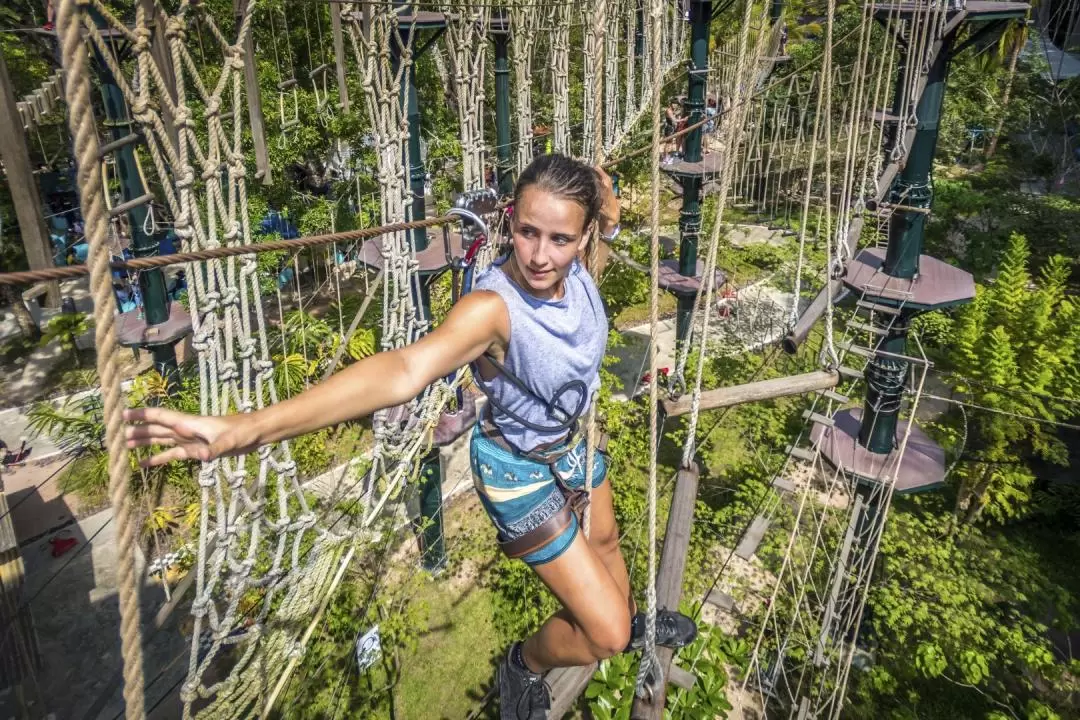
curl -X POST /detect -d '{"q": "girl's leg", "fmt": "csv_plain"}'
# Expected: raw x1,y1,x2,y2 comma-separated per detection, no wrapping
520,530,631,672
581,478,635,617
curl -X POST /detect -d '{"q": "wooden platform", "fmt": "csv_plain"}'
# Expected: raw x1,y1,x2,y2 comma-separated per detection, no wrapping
115,301,192,348
872,1,1029,20
842,248,975,311
660,152,724,179
656,259,726,297
734,515,771,560
357,230,467,274
810,408,946,493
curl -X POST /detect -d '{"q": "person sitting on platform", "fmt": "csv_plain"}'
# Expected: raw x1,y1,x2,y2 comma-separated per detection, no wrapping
123,154,698,720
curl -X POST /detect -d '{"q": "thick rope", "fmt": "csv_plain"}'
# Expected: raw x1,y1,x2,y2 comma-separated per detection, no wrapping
57,0,146,716
635,0,664,699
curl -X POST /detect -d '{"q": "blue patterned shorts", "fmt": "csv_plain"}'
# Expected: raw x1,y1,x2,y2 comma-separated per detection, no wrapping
470,422,608,566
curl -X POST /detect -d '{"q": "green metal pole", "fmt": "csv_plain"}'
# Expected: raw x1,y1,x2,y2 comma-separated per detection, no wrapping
676,0,711,349
90,11,178,383
405,60,429,252
397,24,446,572
858,36,954,454
770,0,784,26
494,27,514,195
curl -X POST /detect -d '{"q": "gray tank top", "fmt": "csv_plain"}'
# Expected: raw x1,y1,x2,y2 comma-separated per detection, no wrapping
472,256,608,453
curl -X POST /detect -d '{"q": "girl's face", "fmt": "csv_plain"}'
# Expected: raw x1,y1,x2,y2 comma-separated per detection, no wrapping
509,185,590,299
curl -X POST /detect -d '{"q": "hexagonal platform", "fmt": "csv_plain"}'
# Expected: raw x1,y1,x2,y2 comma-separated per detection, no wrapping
115,301,192,349
810,408,946,494
842,248,975,312
657,259,727,297
358,230,470,274
661,152,724,179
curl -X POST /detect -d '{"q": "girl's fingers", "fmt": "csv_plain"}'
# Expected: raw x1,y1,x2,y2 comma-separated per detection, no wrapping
139,446,191,468
125,423,182,442
127,436,177,450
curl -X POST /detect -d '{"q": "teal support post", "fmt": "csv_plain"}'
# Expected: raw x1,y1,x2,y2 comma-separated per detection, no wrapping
770,0,784,25
858,36,954,454
675,0,711,349
493,26,514,195
397,19,447,572
90,11,178,383
405,61,429,252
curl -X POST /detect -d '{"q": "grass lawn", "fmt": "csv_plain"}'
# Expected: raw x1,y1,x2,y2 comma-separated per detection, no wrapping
394,572,501,718
394,491,504,719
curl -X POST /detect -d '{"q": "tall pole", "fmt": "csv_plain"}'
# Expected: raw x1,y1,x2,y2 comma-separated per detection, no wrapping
858,36,954,454
329,0,350,113
493,25,514,196
405,60,428,252
674,0,711,347
0,53,60,307
90,11,179,382
236,0,272,185
770,0,784,26
397,21,446,573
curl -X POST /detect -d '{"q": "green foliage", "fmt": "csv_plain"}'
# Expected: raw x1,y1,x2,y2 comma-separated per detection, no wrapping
851,504,1074,719
585,619,746,719
40,312,91,368
938,234,1080,524
488,554,560,645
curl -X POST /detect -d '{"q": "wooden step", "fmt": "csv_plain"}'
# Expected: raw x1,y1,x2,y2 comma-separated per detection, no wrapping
847,320,889,337
787,445,817,463
856,299,900,316
842,342,874,359
837,365,862,380
772,476,796,493
704,590,738,613
735,515,771,560
818,389,849,404
802,410,835,428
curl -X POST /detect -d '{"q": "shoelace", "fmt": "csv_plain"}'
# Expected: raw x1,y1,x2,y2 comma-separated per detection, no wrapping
517,677,552,717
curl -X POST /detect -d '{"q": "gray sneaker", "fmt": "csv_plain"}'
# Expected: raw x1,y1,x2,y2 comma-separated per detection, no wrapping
627,609,698,651
498,643,551,720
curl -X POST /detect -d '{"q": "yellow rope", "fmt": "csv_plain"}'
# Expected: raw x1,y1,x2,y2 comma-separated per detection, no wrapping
57,0,145,716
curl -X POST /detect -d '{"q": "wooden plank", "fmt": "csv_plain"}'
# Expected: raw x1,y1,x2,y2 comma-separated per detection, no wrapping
236,0,272,185
856,299,901,316
734,514,770,560
704,590,738,613
814,495,863,667
662,371,839,417
847,320,888,337
667,664,696,690
787,445,817,463
0,53,59,306
772,477,796,494
818,389,850,404
630,465,700,720
802,410,835,428
842,342,874,359
837,365,862,380
546,664,598,718
329,0,350,113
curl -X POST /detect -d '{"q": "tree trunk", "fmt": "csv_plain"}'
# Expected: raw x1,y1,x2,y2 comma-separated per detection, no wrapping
0,284,40,341
961,464,995,525
984,29,1025,162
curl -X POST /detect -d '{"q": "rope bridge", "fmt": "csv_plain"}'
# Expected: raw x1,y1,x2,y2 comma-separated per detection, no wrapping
5,0,1027,717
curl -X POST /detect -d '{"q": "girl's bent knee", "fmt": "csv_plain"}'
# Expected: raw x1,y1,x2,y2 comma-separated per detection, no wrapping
585,612,632,659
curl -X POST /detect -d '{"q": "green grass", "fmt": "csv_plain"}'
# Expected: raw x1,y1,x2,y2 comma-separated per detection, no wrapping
395,582,501,719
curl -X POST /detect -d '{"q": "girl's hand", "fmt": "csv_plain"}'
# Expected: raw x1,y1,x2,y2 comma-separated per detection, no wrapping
123,407,259,467
595,167,620,236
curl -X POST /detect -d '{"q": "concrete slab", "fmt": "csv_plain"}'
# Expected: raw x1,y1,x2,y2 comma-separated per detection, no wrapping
0,505,186,720
1,456,85,546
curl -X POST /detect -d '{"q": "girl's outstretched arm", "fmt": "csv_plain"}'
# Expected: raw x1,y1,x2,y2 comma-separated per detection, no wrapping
124,290,509,467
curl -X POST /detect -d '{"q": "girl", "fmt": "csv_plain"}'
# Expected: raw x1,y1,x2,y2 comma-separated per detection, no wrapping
125,154,696,719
